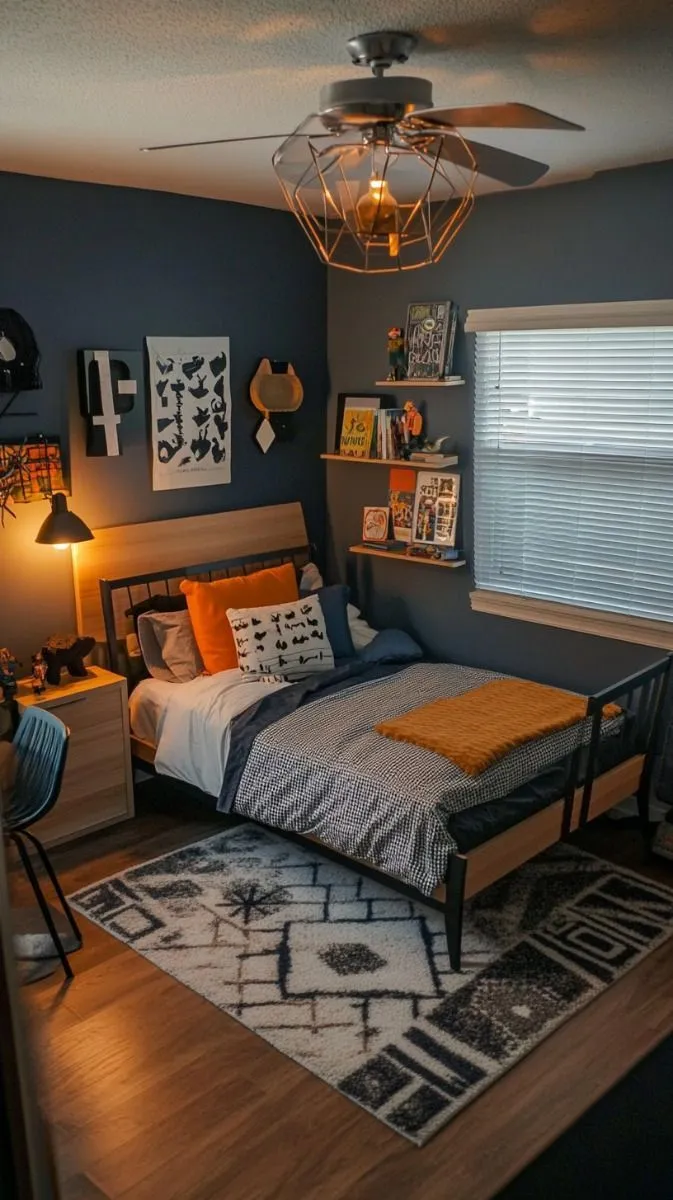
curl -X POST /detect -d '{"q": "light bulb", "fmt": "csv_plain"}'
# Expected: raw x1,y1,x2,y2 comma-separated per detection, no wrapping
52,543,70,551
355,177,400,258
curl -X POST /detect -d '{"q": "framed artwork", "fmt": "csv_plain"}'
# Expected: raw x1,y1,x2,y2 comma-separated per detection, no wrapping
146,336,231,492
78,349,141,456
362,506,390,542
0,438,66,503
334,393,381,453
412,472,460,547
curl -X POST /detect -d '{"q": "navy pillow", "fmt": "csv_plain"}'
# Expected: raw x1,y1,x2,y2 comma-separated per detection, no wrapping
358,628,423,664
126,592,187,635
301,583,355,660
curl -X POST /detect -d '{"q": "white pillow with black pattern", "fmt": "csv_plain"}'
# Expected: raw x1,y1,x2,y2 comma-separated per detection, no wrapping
227,594,335,680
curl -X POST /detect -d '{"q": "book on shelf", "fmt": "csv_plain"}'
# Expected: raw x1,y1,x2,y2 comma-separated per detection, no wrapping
405,544,463,561
361,539,409,552
339,406,378,457
388,466,416,543
405,301,457,380
335,394,382,454
409,452,455,465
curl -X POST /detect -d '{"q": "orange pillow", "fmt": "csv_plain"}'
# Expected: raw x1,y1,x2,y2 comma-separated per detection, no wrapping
180,562,298,674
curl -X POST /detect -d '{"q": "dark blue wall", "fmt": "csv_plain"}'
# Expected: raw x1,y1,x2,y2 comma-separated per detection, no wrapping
0,171,327,665
327,160,673,694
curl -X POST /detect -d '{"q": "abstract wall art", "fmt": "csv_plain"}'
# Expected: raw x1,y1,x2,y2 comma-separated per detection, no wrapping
78,349,141,456
146,336,231,491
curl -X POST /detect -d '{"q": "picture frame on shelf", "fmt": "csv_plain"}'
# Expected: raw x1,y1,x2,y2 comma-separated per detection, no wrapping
362,506,390,543
334,393,382,453
412,471,460,547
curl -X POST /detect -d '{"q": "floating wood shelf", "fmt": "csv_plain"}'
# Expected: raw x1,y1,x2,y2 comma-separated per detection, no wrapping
321,453,458,469
374,378,465,388
349,545,466,569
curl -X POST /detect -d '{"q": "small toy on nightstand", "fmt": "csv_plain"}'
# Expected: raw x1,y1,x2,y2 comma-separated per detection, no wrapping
42,634,95,687
0,647,20,700
30,650,48,695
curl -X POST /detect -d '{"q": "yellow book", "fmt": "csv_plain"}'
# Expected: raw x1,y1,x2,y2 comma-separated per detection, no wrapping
339,407,376,458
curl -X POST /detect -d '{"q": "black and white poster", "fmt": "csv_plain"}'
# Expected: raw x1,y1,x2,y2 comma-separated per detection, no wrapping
146,336,231,491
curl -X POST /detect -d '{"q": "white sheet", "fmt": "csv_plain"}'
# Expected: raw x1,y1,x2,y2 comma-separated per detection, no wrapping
129,671,289,798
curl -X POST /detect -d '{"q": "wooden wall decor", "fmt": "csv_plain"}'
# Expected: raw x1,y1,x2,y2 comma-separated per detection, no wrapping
73,501,308,645
78,350,141,457
249,358,304,453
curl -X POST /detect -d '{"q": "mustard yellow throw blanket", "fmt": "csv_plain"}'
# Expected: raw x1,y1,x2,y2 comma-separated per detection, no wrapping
376,678,621,776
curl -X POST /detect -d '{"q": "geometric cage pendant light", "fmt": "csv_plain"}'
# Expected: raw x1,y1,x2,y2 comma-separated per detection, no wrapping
272,116,477,274
141,30,582,275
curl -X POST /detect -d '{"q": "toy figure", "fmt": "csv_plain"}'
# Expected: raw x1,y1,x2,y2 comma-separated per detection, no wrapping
0,647,20,700
387,326,406,381
42,633,95,686
402,400,424,451
31,650,48,695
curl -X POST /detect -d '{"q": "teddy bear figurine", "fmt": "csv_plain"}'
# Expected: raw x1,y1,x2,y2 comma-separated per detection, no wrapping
42,634,95,687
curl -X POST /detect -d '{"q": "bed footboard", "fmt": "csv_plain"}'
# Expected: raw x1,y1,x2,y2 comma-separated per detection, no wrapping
444,654,672,971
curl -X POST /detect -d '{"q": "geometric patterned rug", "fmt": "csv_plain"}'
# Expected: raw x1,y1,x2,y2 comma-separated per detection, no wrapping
70,826,673,1145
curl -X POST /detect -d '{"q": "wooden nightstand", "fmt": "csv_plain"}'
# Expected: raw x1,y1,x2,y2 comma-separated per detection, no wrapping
16,666,134,847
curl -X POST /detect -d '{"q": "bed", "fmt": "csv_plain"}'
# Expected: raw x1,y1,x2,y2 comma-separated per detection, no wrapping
73,504,672,970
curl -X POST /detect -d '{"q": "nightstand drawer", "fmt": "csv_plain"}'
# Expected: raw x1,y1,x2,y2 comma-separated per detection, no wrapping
39,685,121,731
19,672,134,847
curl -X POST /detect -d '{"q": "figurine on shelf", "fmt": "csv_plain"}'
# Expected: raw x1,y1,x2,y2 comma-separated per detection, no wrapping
401,400,424,453
31,650,48,695
387,326,406,381
42,633,95,686
0,647,20,701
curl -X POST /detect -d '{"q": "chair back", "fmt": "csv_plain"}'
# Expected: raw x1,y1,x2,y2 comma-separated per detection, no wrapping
7,708,69,831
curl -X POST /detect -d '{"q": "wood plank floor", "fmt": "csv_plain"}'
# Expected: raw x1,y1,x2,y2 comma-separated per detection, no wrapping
13,788,673,1200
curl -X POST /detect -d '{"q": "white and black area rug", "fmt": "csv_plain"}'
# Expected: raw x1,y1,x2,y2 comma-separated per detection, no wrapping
71,827,673,1145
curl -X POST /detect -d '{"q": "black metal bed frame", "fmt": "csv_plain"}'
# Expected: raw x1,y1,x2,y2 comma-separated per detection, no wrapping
100,547,672,973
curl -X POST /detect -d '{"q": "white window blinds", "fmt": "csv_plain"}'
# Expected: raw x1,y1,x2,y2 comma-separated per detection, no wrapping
472,308,673,624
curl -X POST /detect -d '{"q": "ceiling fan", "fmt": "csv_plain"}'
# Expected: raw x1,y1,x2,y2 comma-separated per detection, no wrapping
142,31,584,273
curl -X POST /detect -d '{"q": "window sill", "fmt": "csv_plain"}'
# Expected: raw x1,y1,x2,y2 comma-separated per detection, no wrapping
469,589,673,651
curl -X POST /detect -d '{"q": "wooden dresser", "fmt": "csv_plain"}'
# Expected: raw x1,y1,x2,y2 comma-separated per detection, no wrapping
16,667,134,847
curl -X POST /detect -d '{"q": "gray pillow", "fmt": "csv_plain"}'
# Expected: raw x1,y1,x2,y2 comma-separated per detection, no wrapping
137,610,203,683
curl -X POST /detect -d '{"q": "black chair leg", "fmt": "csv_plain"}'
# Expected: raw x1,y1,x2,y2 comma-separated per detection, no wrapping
444,854,468,972
22,829,82,948
11,833,73,981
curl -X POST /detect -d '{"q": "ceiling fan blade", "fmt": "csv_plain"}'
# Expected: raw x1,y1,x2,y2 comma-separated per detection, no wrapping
437,135,549,186
410,103,584,131
141,133,302,152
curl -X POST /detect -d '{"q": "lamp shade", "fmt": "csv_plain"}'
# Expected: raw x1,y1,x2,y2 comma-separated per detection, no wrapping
35,493,93,546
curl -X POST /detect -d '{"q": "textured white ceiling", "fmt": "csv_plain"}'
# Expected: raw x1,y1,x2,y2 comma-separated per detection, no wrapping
1,0,672,207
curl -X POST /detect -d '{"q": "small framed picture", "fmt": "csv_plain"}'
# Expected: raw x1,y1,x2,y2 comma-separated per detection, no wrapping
334,393,382,453
412,472,460,547
362,506,390,543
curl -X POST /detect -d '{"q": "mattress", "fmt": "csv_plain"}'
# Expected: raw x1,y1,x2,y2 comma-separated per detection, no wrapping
129,671,289,798
129,678,176,747
130,663,630,895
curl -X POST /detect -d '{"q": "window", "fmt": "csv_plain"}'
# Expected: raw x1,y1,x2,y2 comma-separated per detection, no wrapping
468,301,673,638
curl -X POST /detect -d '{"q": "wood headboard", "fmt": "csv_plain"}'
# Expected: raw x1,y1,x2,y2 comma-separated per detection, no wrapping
73,501,309,648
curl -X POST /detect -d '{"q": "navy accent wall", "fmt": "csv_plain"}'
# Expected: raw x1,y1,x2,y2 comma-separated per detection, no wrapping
0,171,327,666
327,160,673,693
